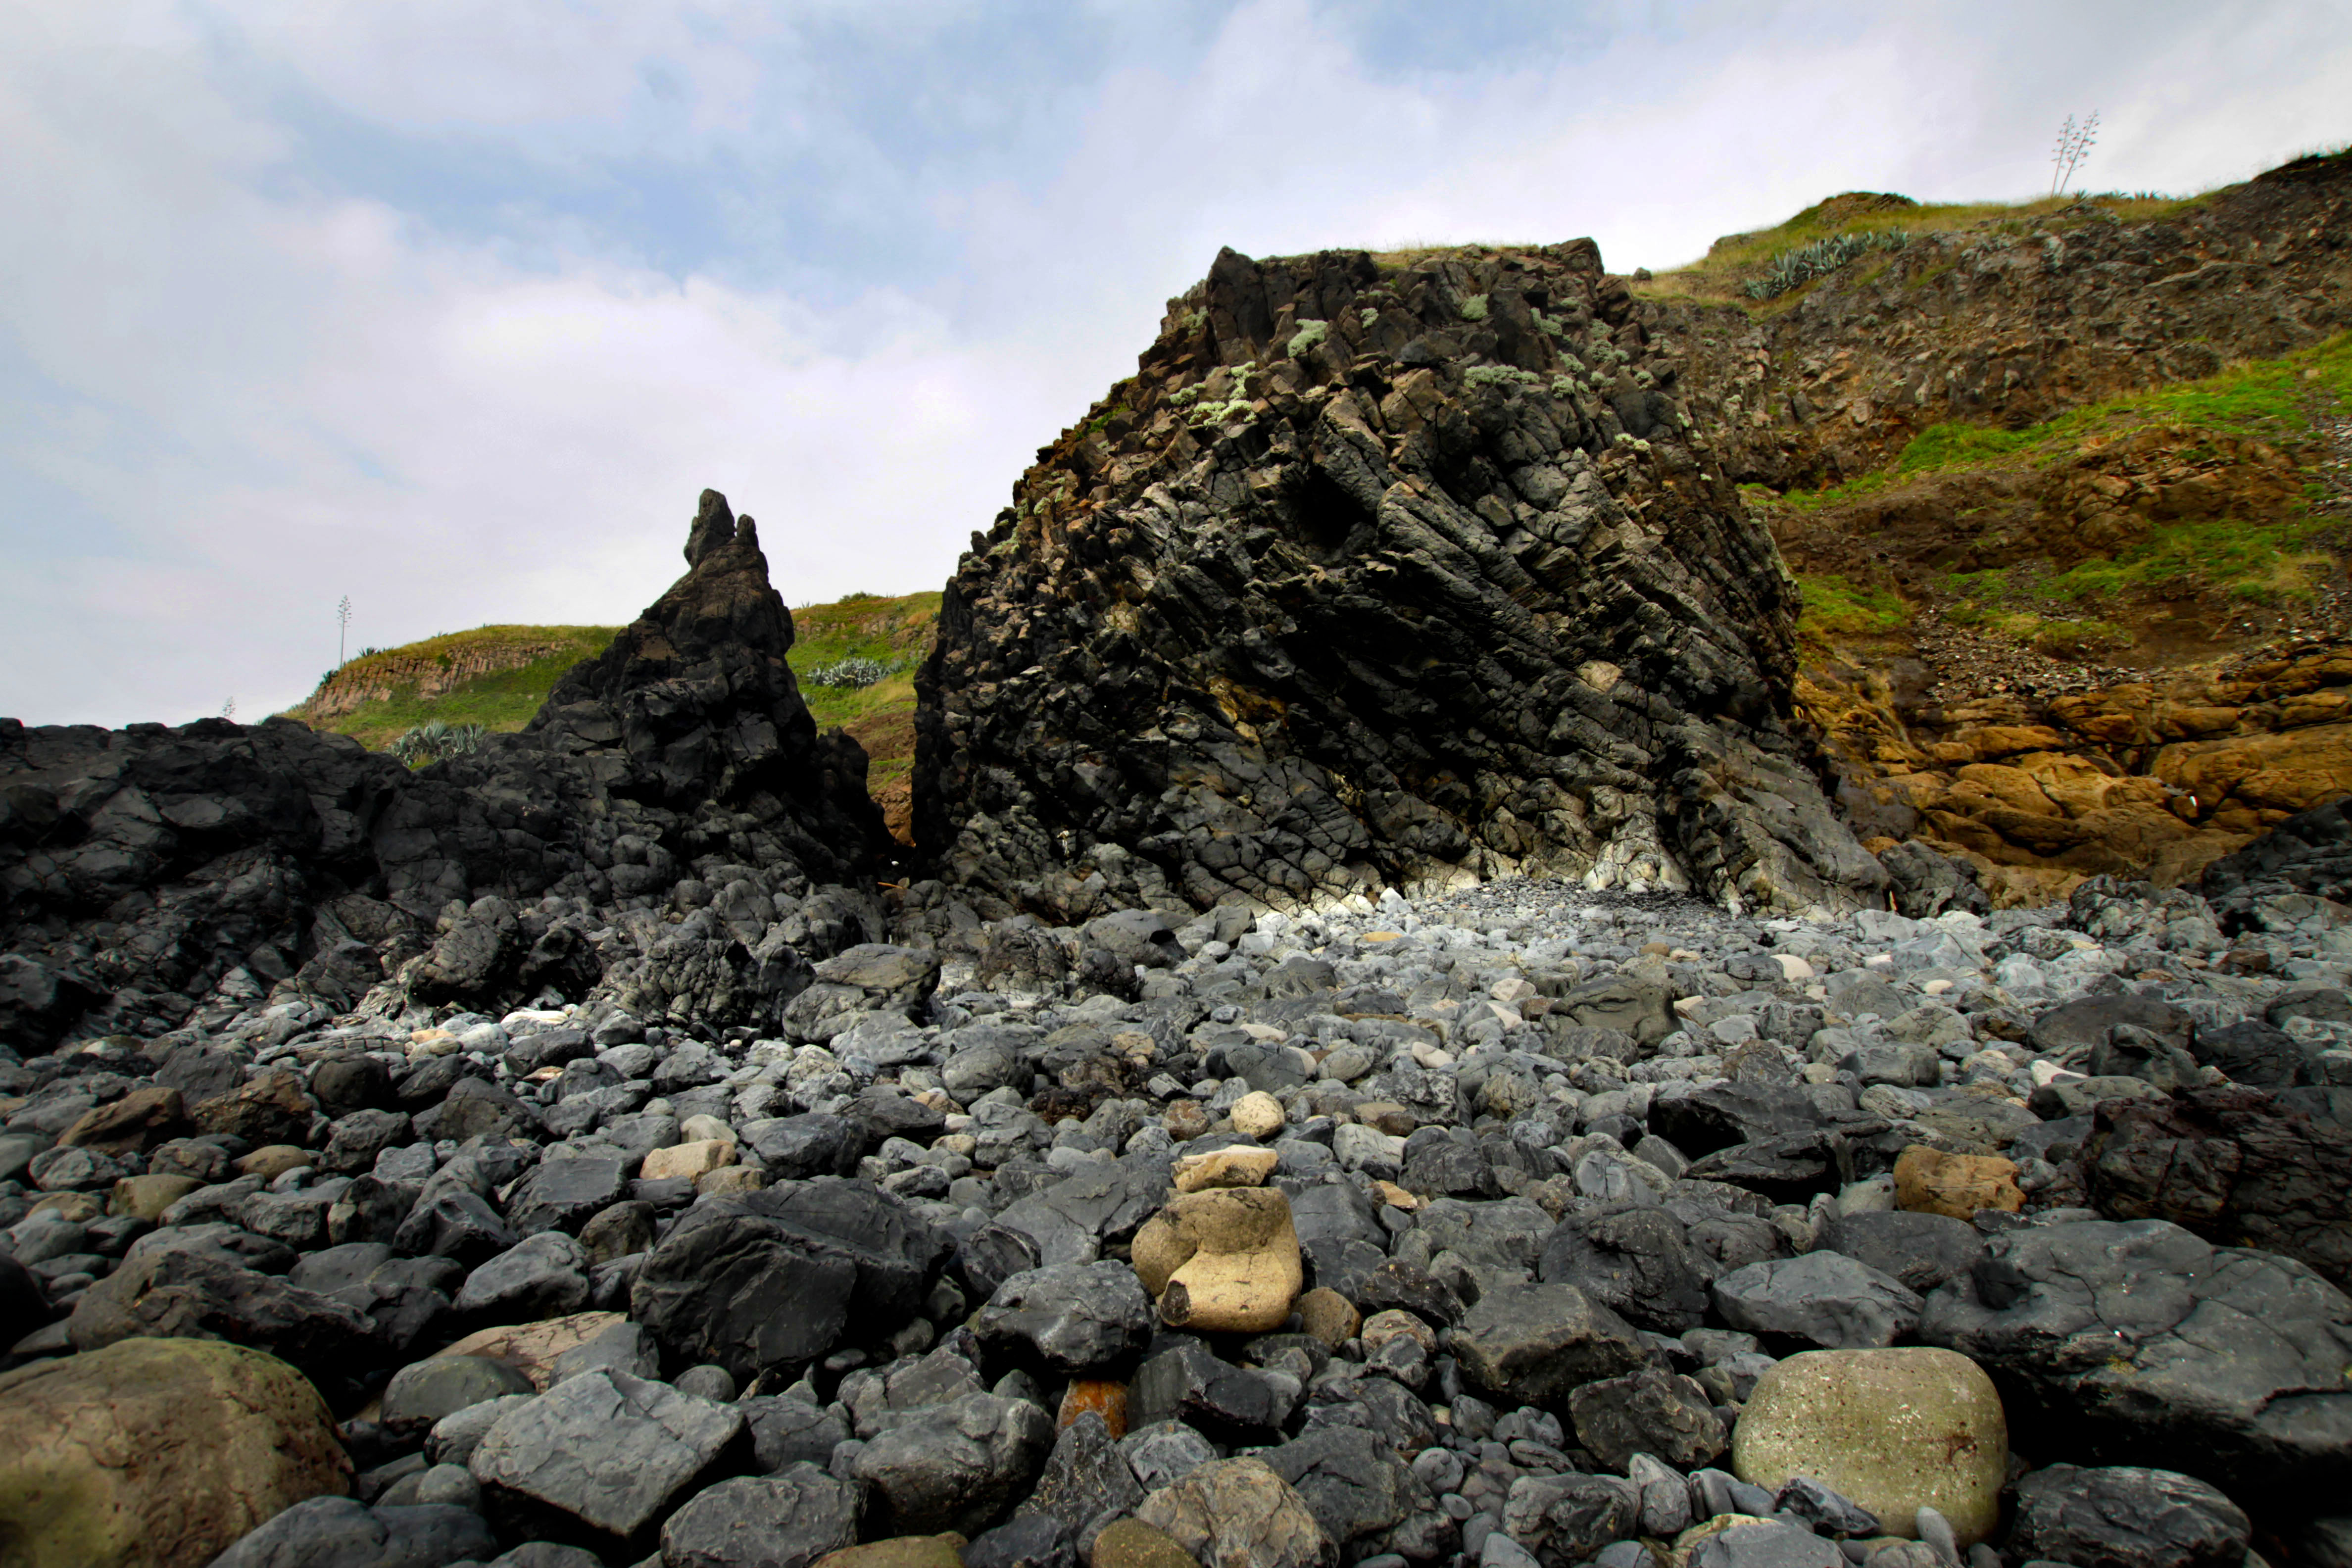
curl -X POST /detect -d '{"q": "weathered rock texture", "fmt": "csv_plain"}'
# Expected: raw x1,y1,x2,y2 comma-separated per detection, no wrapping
1666,160,2352,495
917,244,1886,918
1663,155,2352,903
0,490,884,1050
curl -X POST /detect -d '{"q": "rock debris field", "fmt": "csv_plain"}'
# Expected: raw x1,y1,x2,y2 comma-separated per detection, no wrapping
5,854,2352,1568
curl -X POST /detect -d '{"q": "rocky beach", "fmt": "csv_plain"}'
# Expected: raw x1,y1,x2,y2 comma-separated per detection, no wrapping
3,147,2350,1568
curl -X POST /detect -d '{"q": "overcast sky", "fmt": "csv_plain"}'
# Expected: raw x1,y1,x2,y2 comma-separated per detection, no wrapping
3,1,2345,728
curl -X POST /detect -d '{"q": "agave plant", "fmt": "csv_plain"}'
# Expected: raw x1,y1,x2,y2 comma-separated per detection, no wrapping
804,657,893,689
389,719,487,767
1745,230,1907,301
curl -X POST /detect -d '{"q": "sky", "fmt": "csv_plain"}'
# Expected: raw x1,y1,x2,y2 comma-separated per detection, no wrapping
2,2,2346,728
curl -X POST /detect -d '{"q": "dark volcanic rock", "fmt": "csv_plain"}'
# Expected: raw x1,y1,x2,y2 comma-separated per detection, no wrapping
915,245,1888,918
1920,1218,2352,1510
0,488,882,1051
2201,796,2352,926
2008,1464,2252,1568
2084,1084,2352,1287
629,1176,949,1382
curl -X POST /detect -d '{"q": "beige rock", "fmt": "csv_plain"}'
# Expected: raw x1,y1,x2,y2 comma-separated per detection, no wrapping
235,1144,313,1179
1293,1288,1360,1350
1229,1092,1285,1140
433,1310,625,1391
1131,1188,1303,1334
641,1138,736,1182
679,1113,734,1143
58,1086,186,1155
408,1028,460,1056
1893,1146,2022,1220
1372,1180,1421,1211
697,1165,766,1196
1092,1518,1204,1568
814,1534,969,1568
1135,1458,1332,1568
0,1337,349,1568
1732,1347,2007,1547
107,1174,201,1223
1173,1147,1278,1192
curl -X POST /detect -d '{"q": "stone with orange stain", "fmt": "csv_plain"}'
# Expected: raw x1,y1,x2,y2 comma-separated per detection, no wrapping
1058,1378,1129,1438
1893,1146,2023,1220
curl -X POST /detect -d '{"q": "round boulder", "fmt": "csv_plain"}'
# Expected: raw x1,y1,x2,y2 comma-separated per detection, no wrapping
0,1338,349,1568
1731,1347,2006,1547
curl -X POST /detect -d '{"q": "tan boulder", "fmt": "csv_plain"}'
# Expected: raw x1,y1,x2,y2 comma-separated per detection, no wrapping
235,1145,313,1179
106,1175,200,1223
1229,1092,1286,1140
189,1069,315,1146
697,1165,765,1195
1173,1146,1278,1192
58,1086,186,1155
641,1138,735,1182
1135,1458,1332,1568
1092,1519,1203,1568
1893,1147,2022,1220
814,1535,969,1568
1732,1347,2007,1547
0,1337,348,1568
1352,1102,1416,1136
1293,1288,1360,1350
1132,1188,1302,1334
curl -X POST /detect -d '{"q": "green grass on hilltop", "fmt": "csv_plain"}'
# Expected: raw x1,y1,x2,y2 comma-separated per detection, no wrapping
1635,189,2204,309
787,590,941,789
289,625,619,753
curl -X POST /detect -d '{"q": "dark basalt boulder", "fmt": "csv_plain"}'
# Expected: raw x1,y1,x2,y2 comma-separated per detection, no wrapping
1919,1218,2352,1511
2200,795,2352,929
2083,1084,2352,1288
0,490,883,1052
915,244,1887,919
629,1176,949,1382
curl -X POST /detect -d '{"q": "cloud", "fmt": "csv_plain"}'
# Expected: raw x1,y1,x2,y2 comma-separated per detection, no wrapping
0,0,2344,728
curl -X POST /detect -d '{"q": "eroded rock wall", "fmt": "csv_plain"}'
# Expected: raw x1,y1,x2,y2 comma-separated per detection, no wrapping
915,245,1887,921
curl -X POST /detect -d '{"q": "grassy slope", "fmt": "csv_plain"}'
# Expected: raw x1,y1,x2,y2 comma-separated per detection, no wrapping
1776,330,2351,654
285,595,944,801
787,591,941,792
1632,189,2205,309
287,626,621,751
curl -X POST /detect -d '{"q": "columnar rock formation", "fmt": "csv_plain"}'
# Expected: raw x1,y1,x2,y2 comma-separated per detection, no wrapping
0,491,884,1052
916,245,1888,920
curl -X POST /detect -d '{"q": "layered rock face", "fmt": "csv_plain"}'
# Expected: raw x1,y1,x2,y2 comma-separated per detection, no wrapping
0,491,884,1051
917,245,1885,920
1667,157,2352,492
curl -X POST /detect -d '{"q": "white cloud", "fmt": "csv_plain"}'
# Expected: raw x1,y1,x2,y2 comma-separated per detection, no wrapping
0,0,2344,729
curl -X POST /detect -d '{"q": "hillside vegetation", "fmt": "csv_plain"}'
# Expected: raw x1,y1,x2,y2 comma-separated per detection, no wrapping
282,626,621,752
1769,329,2351,669
280,592,940,839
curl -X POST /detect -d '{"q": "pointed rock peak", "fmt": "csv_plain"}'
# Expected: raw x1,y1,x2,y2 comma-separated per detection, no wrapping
686,488,737,567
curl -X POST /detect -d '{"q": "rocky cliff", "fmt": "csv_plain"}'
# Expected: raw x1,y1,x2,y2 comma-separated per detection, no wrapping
916,245,1886,922
0,491,884,1051
918,153,2352,918
1655,153,2352,905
